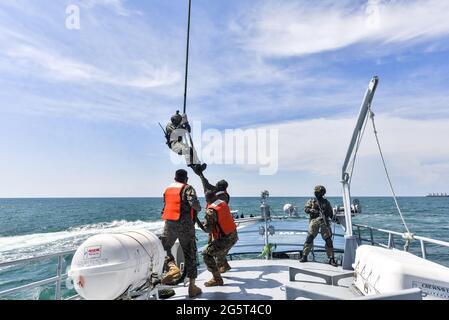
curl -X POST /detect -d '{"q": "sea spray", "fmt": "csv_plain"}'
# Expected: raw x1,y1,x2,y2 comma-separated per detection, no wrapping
0,219,165,262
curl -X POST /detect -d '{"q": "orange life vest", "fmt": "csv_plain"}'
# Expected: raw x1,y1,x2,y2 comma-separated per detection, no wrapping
162,182,194,221
207,199,237,239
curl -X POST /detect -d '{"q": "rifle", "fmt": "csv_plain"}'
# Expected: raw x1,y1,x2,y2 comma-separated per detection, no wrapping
158,122,171,148
315,199,330,227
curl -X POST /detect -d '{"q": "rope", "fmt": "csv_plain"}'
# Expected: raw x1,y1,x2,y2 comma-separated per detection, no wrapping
181,0,200,162
348,114,370,184
368,108,412,236
183,0,192,114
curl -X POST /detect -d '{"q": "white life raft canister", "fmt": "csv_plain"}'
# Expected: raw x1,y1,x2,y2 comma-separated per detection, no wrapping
68,230,165,300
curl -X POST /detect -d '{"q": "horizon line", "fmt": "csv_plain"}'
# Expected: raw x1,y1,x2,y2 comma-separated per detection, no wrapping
0,195,437,199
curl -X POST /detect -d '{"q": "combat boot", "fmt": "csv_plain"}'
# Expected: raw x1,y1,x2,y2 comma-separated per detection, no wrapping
188,278,202,298
299,255,308,263
190,163,206,175
204,272,224,287
218,262,231,274
161,262,181,284
328,257,338,267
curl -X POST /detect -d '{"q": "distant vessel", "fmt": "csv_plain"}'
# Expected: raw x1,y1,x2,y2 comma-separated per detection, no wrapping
426,193,449,197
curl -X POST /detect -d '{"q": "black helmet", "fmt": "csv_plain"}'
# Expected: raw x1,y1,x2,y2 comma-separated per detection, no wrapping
314,185,326,196
216,180,228,191
171,111,182,126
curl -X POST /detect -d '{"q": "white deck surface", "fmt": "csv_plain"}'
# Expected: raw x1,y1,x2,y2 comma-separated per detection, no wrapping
167,259,358,300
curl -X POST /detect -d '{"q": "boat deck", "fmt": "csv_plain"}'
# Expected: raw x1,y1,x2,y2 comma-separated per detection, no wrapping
167,259,357,300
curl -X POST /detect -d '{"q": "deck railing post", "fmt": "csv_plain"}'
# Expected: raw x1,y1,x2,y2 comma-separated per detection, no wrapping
55,255,63,300
420,240,427,260
369,228,374,245
388,233,395,249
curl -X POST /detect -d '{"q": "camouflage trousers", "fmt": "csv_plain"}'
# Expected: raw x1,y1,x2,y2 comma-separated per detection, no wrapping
203,231,238,274
302,218,334,258
170,141,200,165
161,216,198,279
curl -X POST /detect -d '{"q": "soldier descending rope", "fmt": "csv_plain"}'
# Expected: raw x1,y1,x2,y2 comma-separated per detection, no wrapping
159,0,207,176
163,110,207,174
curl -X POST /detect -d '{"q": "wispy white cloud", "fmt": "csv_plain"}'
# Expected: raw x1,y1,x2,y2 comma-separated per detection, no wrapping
261,115,449,192
0,0,449,197
6,44,99,80
233,0,449,57
183,113,449,195
2,0,448,127
2,40,181,88
0,0,185,124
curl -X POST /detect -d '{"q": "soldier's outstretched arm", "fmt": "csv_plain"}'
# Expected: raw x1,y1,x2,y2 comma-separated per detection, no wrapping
199,173,216,194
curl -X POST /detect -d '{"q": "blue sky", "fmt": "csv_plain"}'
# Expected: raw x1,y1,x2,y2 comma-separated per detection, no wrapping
0,0,449,197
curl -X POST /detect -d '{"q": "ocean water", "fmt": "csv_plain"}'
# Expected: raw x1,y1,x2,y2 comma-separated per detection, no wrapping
0,196,448,299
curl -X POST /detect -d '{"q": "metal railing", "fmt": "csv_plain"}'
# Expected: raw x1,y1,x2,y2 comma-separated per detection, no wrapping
6,221,447,300
353,223,449,261
0,250,78,300
0,217,306,300
228,227,346,255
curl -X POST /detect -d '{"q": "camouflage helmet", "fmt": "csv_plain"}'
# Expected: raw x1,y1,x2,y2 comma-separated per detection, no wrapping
171,111,182,126
314,185,326,196
216,179,228,191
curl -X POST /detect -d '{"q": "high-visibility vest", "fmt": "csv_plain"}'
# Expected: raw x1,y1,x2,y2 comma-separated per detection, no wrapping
162,182,194,221
207,199,237,239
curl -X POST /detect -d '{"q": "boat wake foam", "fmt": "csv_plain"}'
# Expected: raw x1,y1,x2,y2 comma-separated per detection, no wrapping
0,219,165,262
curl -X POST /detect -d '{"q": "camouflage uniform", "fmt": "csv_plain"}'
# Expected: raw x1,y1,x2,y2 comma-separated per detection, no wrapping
166,123,200,165
160,185,201,279
202,207,238,274
302,197,335,258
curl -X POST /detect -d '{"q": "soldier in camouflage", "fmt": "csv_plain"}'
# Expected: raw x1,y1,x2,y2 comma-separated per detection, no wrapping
160,169,203,297
201,191,238,287
195,172,231,270
165,111,206,174
300,185,338,267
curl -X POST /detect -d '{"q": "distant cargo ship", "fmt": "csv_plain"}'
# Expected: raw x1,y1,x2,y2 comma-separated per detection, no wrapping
426,193,449,197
